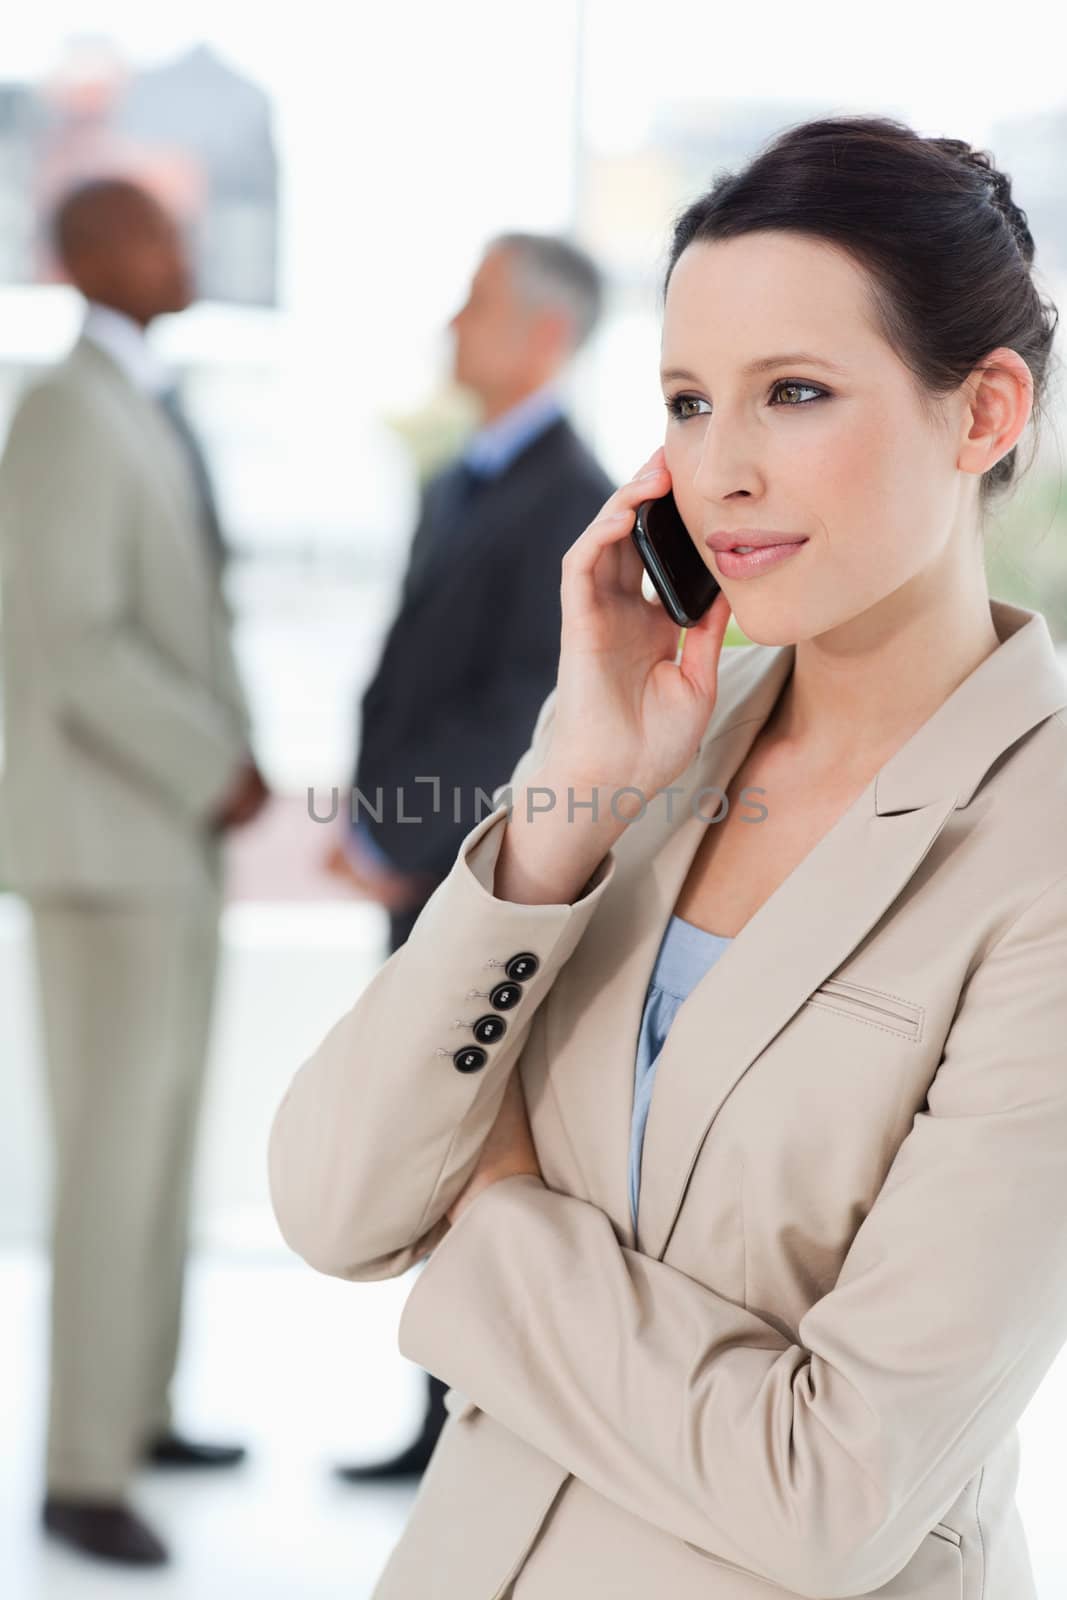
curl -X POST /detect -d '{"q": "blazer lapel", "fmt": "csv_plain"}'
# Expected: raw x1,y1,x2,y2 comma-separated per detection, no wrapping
400,462,490,608
635,785,957,1259
400,419,575,612
70,338,215,585
542,642,797,1250
543,598,1067,1262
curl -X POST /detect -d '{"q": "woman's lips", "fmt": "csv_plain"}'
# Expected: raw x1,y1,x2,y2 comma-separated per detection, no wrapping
712,540,809,578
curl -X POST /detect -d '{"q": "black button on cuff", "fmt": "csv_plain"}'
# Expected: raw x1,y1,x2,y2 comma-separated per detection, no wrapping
489,981,522,1011
453,1046,488,1073
505,952,540,982
472,1014,507,1045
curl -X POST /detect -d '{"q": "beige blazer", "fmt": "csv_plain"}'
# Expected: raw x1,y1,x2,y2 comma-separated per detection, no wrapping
268,596,1067,1600
0,336,251,897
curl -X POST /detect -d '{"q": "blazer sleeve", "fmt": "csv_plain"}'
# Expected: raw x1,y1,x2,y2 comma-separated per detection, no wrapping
397,868,1067,1599
1,382,248,823
267,685,619,1282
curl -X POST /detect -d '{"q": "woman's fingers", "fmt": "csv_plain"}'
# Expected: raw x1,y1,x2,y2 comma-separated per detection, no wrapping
569,452,670,565
562,454,671,610
678,588,734,703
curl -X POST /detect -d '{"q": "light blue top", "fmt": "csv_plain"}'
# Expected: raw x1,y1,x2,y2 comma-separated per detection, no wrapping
629,914,733,1233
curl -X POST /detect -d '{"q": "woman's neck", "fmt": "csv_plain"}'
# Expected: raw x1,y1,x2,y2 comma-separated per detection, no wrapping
764,586,1001,779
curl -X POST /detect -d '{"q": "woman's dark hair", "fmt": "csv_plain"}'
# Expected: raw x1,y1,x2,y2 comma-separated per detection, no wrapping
662,114,1060,511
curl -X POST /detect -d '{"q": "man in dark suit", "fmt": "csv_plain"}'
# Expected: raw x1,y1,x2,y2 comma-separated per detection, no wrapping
330,232,614,1481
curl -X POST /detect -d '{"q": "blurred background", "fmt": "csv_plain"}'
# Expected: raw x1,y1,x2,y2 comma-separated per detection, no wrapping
1,1,1066,1594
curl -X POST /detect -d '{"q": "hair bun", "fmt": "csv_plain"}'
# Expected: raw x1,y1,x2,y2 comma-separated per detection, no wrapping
986,168,1035,263
935,137,1035,264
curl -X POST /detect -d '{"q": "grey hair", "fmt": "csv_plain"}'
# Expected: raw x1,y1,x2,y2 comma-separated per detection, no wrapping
488,231,604,351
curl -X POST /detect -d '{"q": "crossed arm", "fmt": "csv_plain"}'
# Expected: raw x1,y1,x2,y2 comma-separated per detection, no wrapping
397,870,1067,1598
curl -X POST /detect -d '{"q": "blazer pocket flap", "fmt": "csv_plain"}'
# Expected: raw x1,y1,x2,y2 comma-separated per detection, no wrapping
805,977,924,1040
442,1386,478,1421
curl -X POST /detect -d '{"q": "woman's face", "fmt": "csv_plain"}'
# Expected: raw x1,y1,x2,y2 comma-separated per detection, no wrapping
659,232,978,646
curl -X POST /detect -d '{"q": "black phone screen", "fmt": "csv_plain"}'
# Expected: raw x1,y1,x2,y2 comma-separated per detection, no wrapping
631,489,721,627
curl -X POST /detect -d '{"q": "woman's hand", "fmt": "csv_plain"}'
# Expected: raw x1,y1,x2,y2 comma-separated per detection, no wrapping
446,1069,542,1227
541,445,734,801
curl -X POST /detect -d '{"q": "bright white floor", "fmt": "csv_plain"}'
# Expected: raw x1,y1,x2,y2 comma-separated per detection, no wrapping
0,1244,423,1598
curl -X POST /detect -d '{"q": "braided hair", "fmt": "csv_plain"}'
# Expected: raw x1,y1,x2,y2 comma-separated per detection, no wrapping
930,138,1036,266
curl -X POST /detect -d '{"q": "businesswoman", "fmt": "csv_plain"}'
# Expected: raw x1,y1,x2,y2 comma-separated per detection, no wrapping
268,114,1067,1598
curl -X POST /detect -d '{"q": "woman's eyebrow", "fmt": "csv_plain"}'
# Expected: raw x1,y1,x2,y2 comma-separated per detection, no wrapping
661,352,849,383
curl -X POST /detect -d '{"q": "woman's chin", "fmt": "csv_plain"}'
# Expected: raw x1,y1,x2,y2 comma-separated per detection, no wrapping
725,604,804,649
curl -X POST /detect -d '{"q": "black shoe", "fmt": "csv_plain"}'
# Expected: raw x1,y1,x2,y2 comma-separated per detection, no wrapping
142,1428,248,1468
42,1494,170,1566
333,1433,440,1483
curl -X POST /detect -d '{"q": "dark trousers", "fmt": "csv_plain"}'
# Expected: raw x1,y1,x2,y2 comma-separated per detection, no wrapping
389,897,448,1452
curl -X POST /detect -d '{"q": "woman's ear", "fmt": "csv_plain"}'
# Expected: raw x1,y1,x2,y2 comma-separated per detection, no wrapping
957,347,1033,480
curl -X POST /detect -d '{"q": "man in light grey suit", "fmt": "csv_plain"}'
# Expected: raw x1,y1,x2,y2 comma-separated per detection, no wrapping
0,178,270,1568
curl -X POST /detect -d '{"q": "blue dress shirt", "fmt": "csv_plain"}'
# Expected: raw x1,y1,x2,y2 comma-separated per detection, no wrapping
629,914,733,1234
349,384,565,873
460,381,564,478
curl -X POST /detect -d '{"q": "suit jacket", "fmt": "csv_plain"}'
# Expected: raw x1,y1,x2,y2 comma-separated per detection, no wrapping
268,595,1067,1599
353,415,614,878
0,336,252,897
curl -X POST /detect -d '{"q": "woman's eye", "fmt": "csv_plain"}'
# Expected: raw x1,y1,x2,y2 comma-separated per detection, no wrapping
664,381,827,420
663,395,709,420
769,380,826,406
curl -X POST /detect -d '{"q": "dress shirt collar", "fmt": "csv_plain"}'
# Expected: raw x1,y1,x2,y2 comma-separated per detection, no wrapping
461,380,564,479
81,301,172,397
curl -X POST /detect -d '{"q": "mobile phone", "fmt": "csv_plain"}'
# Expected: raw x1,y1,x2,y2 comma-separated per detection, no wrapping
631,488,721,628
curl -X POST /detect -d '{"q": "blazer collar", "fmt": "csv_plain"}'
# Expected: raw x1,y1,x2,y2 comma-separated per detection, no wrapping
700,596,1067,815
67,334,170,428
876,599,1067,811
542,595,1067,1262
